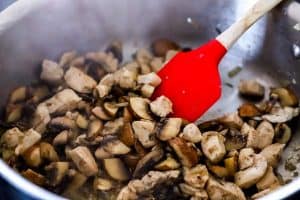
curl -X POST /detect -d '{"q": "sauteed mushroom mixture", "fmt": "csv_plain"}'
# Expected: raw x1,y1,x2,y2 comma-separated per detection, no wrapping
0,39,299,200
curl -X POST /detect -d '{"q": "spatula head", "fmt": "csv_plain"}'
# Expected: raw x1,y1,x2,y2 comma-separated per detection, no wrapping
152,39,227,122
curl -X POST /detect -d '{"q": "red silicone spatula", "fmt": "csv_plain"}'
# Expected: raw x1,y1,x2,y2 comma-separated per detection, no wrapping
152,0,284,122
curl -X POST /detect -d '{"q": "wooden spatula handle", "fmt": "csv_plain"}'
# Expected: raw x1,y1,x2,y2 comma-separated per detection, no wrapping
216,0,284,49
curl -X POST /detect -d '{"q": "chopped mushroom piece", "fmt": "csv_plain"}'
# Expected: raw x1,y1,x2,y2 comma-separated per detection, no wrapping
114,67,137,89
135,48,152,64
92,106,112,120
94,177,114,191
64,67,97,93
15,129,41,155
218,112,243,129
150,57,164,72
22,169,46,186
179,183,208,199
53,130,68,146
76,114,88,129
262,106,299,123
169,137,199,167
132,120,156,148
22,145,42,167
49,116,77,131
96,74,115,98
64,170,87,194
259,143,285,167
9,86,28,103
247,121,274,149
140,84,155,98
235,154,268,189
40,142,59,162
103,158,130,181
137,72,162,87
69,146,98,176
101,138,131,155
155,156,180,170
40,60,64,84
201,132,226,163
157,118,182,141
238,80,265,99
86,51,118,72
180,123,202,143
256,166,280,191
119,122,135,146
238,103,261,118
45,162,69,186
239,148,255,170
102,118,124,135
87,119,103,138
103,102,119,117
6,104,22,123
274,123,291,144
0,127,24,149
150,96,173,117
271,87,299,107
130,97,152,120
206,177,246,200
225,128,247,151
184,164,209,188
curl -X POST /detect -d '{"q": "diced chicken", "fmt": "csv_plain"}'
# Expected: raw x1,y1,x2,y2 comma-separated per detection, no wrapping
64,67,97,93
96,74,115,98
235,154,268,189
256,166,280,191
132,120,156,148
259,143,285,167
157,118,182,141
15,129,41,155
102,118,124,135
69,146,98,176
184,164,209,189
238,148,255,170
40,60,64,84
180,123,202,143
206,177,246,200
137,72,162,87
247,121,274,149
117,170,180,200
0,127,24,149
201,132,226,163
150,96,173,117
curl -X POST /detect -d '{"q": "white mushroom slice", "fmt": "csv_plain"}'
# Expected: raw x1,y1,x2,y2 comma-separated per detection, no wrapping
102,118,124,135
130,97,152,120
141,84,155,98
87,119,103,138
102,139,131,155
40,59,64,84
169,137,199,168
238,148,255,170
247,121,274,149
92,106,112,120
259,143,285,167
256,166,280,191
132,120,156,148
180,123,202,143
96,74,115,98
64,67,97,93
150,57,164,72
53,130,68,146
45,162,69,186
150,96,173,117
184,164,209,189
206,177,246,200
15,129,41,155
69,146,98,176
117,170,180,200
137,72,162,87
93,177,114,191
235,154,268,189
103,102,119,117
262,106,299,123
0,127,24,149
271,87,299,107
59,51,77,68
154,157,180,170
201,132,226,163
114,67,137,89
32,104,51,133
86,51,118,72
5,104,22,123
218,112,243,129
49,116,77,130
238,80,265,98
157,118,182,141
103,158,130,181
64,171,87,193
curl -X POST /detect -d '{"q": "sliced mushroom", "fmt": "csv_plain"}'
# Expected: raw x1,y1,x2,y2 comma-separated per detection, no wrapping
238,80,265,99
59,51,77,68
103,102,119,117
86,119,103,139
0,127,24,149
69,146,98,176
49,116,76,131
169,137,199,167
94,146,113,159
22,145,42,167
271,87,299,107
155,156,180,170
218,112,243,129
114,67,137,89
238,103,261,118
184,164,209,188
256,166,280,191
133,148,164,178
262,106,299,123
150,96,173,117
259,143,285,167
103,158,130,181
53,130,68,146
238,148,255,170
224,156,238,176
157,118,182,141
235,154,268,189
31,85,50,103
224,128,247,151
137,72,162,87
94,177,114,191
45,162,69,186
102,118,124,135
22,169,46,186
75,114,88,129
123,106,133,123
9,86,28,103
129,97,152,120
96,73,115,98
64,170,87,194
101,138,131,155
151,38,180,57
40,142,59,162
15,129,41,155
180,123,202,143
201,132,226,164
119,122,135,146
140,84,155,98
251,188,275,199
132,120,156,148
6,104,22,123
40,59,64,84
207,165,229,178
206,177,246,200
274,123,292,144
86,51,118,73
92,106,112,120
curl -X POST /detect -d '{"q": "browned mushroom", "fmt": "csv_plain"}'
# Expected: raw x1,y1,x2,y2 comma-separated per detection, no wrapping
238,103,261,118
9,86,28,103
201,132,226,164
129,97,152,120
157,118,182,141
271,87,299,107
53,130,69,146
132,120,156,148
135,48,152,64
96,73,115,98
93,177,114,191
150,96,173,117
15,129,41,155
22,169,46,186
40,142,59,162
45,162,69,186
22,145,42,167
274,123,292,144
0,127,24,149
92,106,112,120
75,114,88,129
86,51,118,73
103,158,130,181
49,116,77,131
100,138,131,155
154,156,180,171
224,128,247,151
256,166,280,191
87,119,103,138
103,102,119,117
259,143,285,167
6,104,23,123
119,122,135,146
238,80,265,99
63,170,87,194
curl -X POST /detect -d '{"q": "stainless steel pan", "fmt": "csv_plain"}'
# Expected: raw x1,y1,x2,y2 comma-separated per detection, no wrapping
0,0,299,199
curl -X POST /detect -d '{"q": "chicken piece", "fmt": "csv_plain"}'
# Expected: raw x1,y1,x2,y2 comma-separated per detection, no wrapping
15,129,41,155
150,96,173,117
114,67,137,89
64,67,97,93
0,127,24,149
259,143,285,167
206,177,246,200
96,74,115,98
184,164,209,189
40,59,64,84
235,154,268,189
32,104,51,133
117,170,180,200
180,123,202,143
238,148,255,170
201,132,226,163
100,138,130,155
137,72,162,87
238,80,265,99
132,120,156,148
157,118,182,141
69,146,98,176
246,121,274,149
256,166,280,191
